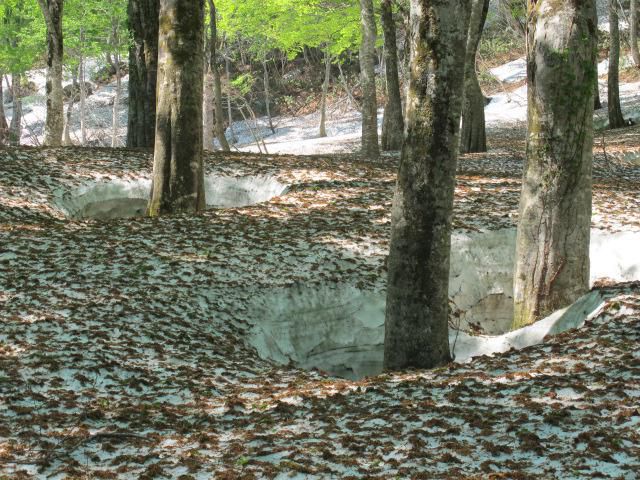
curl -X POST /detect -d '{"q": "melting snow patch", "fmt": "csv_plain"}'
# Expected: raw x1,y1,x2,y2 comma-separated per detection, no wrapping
248,229,640,379
54,174,288,220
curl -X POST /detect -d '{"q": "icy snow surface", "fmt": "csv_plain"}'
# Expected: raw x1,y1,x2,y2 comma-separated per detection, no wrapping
54,175,288,220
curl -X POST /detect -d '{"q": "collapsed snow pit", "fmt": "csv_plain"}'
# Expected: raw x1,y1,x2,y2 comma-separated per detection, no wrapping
54,174,289,220
247,229,640,380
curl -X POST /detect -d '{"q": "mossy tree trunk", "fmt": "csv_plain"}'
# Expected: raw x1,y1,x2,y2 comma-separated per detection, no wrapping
460,0,489,154
148,0,206,216
207,0,230,151
383,0,471,371
37,0,64,147
359,0,379,159
512,0,597,330
127,0,159,148
608,0,626,129
380,0,404,151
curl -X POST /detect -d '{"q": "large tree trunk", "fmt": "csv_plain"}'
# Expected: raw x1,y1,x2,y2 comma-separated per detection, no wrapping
37,0,64,147
208,0,230,151
380,0,404,151
359,0,379,159
383,0,471,371
127,0,159,148
148,0,206,216
9,74,22,146
319,48,331,138
608,0,626,129
632,0,639,67
460,0,489,154
512,0,597,330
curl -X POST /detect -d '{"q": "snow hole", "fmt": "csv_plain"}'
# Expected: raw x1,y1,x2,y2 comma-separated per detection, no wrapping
55,175,289,220
248,229,640,380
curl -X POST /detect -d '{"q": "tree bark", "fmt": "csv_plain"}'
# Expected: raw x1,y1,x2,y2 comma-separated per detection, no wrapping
225,55,237,143
0,73,7,145
9,74,22,146
460,0,489,154
594,74,602,109
148,0,206,216
319,48,331,138
127,0,159,148
608,0,626,129
632,0,639,67
512,0,597,329
208,0,230,151
37,0,64,147
383,0,471,371
79,51,87,145
359,0,379,158
380,0,404,151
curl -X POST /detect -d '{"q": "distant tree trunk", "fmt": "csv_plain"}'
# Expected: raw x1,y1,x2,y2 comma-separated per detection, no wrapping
127,0,159,148
380,0,404,151
148,0,206,216
632,0,639,67
63,67,78,146
9,74,22,146
460,0,489,154
225,56,237,143
594,74,602,109
208,0,230,151
0,73,7,145
79,47,87,145
383,0,471,371
319,48,331,138
337,63,360,111
512,0,597,329
203,68,215,150
263,61,275,134
111,21,122,148
37,0,64,147
608,0,626,129
359,0,380,158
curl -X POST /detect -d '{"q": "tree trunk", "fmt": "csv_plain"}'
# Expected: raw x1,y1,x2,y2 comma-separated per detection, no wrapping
208,0,230,151
63,67,78,146
225,56,237,143
37,0,64,147
512,0,597,329
203,68,215,150
380,0,404,151
319,49,331,138
594,74,602,109
383,0,471,371
148,0,206,216
608,0,626,129
0,73,7,145
112,21,122,148
632,0,639,67
460,0,489,154
79,49,87,145
127,0,159,148
9,74,22,146
359,0,379,159
263,61,275,134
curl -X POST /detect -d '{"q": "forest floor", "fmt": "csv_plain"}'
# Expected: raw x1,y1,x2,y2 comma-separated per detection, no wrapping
1,117,640,477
